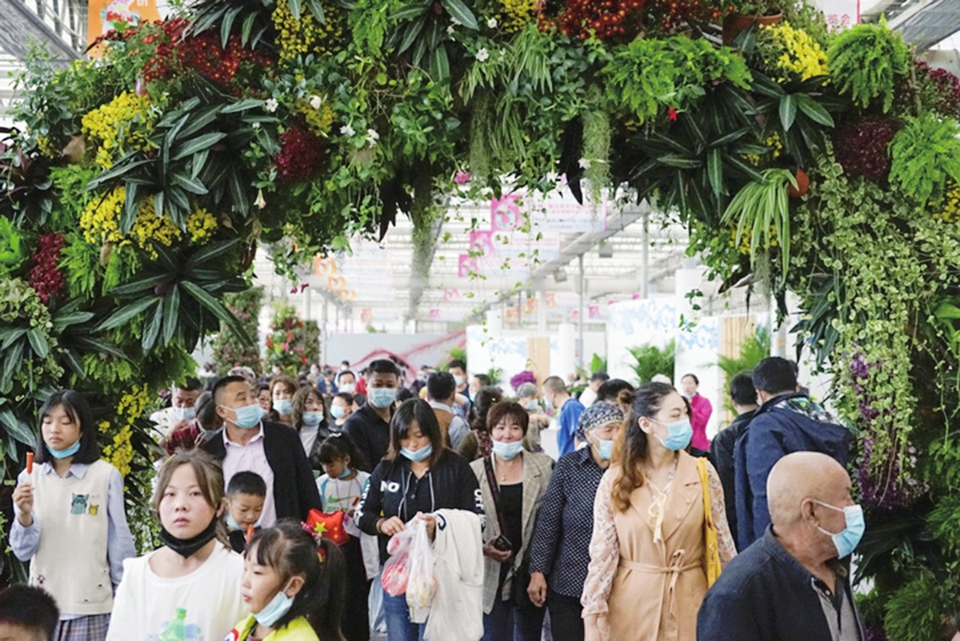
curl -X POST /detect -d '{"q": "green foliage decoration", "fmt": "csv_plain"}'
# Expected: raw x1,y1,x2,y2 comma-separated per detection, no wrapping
626,340,676,386
888,114,960,207
826,17,909,113
211,286,265,375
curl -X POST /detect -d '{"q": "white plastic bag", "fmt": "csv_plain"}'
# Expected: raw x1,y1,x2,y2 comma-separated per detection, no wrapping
381,526,414,597
405,518,437,610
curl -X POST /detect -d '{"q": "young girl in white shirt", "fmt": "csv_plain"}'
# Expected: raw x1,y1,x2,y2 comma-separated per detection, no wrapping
11,390,136,641
106,449,245,641
227,520,346,640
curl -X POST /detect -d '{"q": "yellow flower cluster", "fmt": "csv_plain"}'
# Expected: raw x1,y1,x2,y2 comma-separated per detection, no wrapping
744,133,784,166
730,224,779,254
81,92,155,169
101,386,150,477
81,188,216,257
272,0,344,64
761,23,828,83
499,0,537,32
186,207,218,242
37,135,58,159
296,99,335,136
934,182,960,223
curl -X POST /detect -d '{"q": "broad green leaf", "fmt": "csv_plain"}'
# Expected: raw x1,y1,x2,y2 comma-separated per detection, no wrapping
441,0,478,30
707,148,724,201
0,328,26,350
220,6,242,48
795,93,835,127
142,298,164,351
288,0,302,19
220,98,264,114
780,94,797,132
304,0,326,24
98,297,159,331
26,330,49,358
171,132,228,162
0,409,34,446
181,281,254,346
187,239,240,270
163,285,180,345
52,311,94,333
109,274,173,297
171,173,208,195
2,341,23,387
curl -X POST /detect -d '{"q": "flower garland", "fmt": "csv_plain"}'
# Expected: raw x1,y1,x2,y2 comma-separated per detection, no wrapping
80,91,155,169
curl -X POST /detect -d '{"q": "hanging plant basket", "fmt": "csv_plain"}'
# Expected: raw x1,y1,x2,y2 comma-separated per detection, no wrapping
722,12,783,45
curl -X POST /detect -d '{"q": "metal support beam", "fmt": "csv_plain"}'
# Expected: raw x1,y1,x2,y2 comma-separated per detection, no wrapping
0,0,84,63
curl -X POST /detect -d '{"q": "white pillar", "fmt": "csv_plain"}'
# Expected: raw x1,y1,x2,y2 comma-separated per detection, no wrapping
557,323,576,379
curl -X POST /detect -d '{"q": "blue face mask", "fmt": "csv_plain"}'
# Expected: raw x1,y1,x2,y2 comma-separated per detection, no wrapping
526,401,539,411
492,440,524,461
174,406,196,421
338,467,352,479
254,580,295,627
594,437,614,460
330,405,345,419
274,398,292,415
369,387,397,409
654,418,693,451
200,426,223,440
301,411,323,427
401,444,432,462
223,403,262,429
225,512,260,532
816,502,865,558
48,440,81,459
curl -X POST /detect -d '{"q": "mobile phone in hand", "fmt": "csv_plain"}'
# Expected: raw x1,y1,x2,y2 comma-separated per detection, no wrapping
493,534,513,552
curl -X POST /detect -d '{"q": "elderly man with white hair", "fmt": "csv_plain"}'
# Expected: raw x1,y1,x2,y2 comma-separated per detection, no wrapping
697,451,866,641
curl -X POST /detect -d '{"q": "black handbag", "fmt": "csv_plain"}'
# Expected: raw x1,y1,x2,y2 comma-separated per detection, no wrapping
483,455,532,606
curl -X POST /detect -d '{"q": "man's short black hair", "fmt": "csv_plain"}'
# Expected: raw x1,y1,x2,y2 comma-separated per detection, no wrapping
448,359,466,372
474,373,491,386
0,584,59,640
590,371,610,383
367,359,401,378
176,377,202,392
427,372,457,401
596,379,635,402
212,375,251,405
729,371,757,407
752,357,798,395
227,471,267,498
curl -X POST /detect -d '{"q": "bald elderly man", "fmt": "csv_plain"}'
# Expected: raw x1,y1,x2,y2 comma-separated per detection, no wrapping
697,452,866,640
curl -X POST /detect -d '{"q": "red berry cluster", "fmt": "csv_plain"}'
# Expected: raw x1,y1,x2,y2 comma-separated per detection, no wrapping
142,18,274,92
646,0,726,33
275,123,325,183
559,0,648,40
28,233,66,304
834,116,899,182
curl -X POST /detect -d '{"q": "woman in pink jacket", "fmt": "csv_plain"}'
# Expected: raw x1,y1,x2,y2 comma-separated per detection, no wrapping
680,374,712,451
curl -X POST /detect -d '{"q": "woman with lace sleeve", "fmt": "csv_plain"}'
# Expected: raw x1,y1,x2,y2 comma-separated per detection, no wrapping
581,383,737,641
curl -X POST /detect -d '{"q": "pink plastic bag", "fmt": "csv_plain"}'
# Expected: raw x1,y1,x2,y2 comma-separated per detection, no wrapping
382,525,416,597
404,518,437,609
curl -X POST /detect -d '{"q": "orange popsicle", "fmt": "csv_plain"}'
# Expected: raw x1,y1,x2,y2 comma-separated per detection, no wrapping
26,452,33,474
246,524,254,542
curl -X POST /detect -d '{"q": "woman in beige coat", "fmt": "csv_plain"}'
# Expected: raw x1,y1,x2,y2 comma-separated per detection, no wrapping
581,383,736,641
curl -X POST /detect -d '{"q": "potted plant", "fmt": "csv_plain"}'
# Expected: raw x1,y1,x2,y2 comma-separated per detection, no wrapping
723,0,784,45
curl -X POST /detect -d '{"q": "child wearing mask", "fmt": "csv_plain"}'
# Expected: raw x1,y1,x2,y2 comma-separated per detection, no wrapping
316,434,378,641
229,521,346,640
226,472,267,554
106,450,245,640
11,390,136,641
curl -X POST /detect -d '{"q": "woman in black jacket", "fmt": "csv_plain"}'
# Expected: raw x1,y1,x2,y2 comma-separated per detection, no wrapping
356,398,484,641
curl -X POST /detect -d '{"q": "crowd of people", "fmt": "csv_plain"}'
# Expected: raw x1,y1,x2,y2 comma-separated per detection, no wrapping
1,353,866,641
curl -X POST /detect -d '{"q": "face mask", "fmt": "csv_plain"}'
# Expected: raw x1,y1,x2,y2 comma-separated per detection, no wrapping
589,434,614,460
369,387,397,409
274,398,293,415
401,444,432,462
254,579,296,627
492,440,524,460
815,501,865,558
653,418,693,451
159,515,219,558
338,467,352,479
174,406,196,421
47,440,81,459
226,512,260,532
453,375,464,387
526,401,539,411
339,383,355,394
200,426,222,440
301,411,323,427
544,395,554,411
330,405,345,419
223,403,262,429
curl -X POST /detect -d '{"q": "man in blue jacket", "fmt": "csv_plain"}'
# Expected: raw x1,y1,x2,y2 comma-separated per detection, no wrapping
734,357,853,549
698,452,866,640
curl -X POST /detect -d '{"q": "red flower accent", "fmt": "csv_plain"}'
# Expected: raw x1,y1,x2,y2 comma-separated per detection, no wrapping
28,233,66,303
275,123,325,183
668,107,678,121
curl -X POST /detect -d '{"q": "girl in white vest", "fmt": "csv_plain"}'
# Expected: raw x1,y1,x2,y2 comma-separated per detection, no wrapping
11,389,137,641
106,449,245,641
